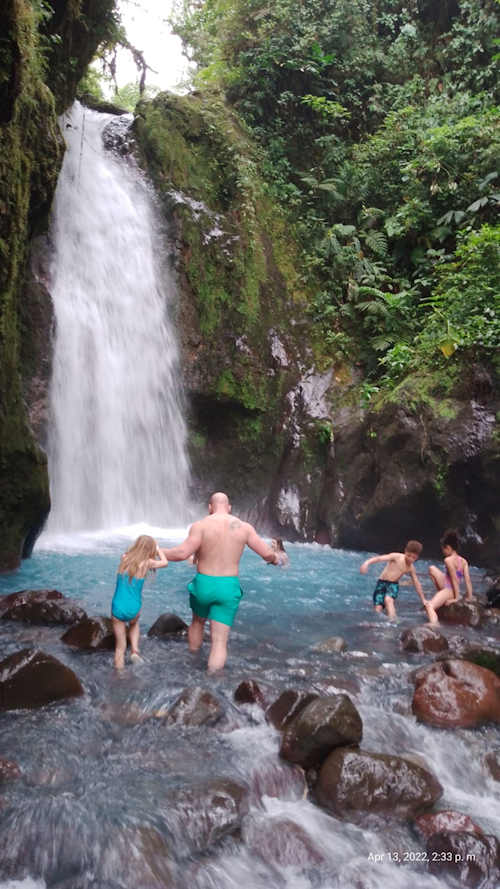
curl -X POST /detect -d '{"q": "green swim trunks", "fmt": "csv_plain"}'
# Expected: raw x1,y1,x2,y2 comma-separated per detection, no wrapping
187,572,243,627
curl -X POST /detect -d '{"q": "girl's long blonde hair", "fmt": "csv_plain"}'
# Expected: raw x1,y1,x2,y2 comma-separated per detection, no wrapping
119,535,157,580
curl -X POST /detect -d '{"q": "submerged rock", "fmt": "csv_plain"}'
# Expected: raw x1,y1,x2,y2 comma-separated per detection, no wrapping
0,759,21,782
166,687,223,727
147,613,188,638
61,616,115,650
400,625,449,654
0,648,83,710
248,756,306,806
315,748,442,821
484,750,500,781
280,694,362,769
413,810,484,842
313,636,348,653
412,659,500,728
266,689,318,731
164,779,249,854
0,589,86,626
427,831,500,888
244,816,325,868
99,824,176,888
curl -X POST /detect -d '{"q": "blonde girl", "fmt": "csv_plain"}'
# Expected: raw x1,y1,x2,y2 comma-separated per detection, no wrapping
111,535,168,668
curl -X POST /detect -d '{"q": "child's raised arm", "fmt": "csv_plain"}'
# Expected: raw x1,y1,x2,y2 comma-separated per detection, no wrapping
148,546,168,570
360,554,393,574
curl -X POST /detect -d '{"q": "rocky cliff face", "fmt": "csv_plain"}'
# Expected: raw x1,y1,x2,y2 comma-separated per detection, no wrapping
0,0,117,571
134,91,499,566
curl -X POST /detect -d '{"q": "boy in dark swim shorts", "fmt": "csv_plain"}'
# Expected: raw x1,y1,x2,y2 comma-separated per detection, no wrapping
360,541,425,618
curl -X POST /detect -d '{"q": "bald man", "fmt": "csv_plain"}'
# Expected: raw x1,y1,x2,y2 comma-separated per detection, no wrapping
161,492,279,671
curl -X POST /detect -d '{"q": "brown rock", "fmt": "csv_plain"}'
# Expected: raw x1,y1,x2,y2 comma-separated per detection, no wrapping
280,695,362,769
234,679,268,707
266,689,318,731
413,810,484,842
61,616,115,650
0,758,21,782
427,831,500,888
439,600,484,627
248,757,306,806
147,613,188,637
0,649,84,710
313,636,348,653
315,748,442,821
412,659,500,728
166,687,223,727
485,750,500,781
244,817,325,868
164,779,249,854
400,625,449,654
0,589,63,618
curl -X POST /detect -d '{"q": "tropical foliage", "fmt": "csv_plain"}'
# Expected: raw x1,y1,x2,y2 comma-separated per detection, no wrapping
171,0,500,385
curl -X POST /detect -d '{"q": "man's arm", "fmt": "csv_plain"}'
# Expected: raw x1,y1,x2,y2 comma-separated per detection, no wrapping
160,523,203,562
360,554,392,575
409,564,426,604
246,525,279,564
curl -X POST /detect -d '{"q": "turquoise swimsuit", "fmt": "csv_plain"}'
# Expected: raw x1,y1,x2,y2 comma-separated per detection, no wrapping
188,573,243,627
111,573,145,622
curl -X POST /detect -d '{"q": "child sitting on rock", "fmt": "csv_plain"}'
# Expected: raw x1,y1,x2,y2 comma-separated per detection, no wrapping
424,529,474,624
111,535,168,669
360,541,425,618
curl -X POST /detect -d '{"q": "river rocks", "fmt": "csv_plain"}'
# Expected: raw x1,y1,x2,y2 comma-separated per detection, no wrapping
234,679,269,707
99,824,175,888
164,779,249,855
485,750,500,781
438,600,484,627
166,687,223,727
427,831,500,888
244,816,325,868
147,613,188,638
315,749,442,821
412,659,500,728
400,625,449,654
280,695,362,768
61,616,115,650
313,636,348,653
0,589,86,625
266,689,318,731
248,756,306,806
0,759,21,782
413,810,484,842
0,649,84,710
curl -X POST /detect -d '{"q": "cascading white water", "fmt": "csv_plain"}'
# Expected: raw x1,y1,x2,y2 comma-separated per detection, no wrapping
45,102,190,532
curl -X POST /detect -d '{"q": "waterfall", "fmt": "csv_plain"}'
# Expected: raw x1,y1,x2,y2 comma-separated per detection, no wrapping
45,102,190,532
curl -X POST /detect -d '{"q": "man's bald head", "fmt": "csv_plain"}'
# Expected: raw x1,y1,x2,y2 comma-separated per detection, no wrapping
208,492,231,513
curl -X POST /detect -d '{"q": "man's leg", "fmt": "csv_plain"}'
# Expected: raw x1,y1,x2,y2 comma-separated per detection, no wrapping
188,614,206,652
112,618,127,669
208,620,230,672
384,595,397,619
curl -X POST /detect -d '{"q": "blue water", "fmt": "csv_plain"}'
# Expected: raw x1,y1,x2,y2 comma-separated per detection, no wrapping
0,532,498,889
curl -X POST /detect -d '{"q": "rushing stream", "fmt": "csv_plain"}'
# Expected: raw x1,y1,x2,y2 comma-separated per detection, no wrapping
46,103,190,532
0,533,498,889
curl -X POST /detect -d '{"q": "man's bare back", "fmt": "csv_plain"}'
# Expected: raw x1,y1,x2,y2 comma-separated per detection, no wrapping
192,513,257,576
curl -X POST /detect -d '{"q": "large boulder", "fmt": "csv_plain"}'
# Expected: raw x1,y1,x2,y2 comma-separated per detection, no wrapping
438,600,484,627
413,811,484,842
315,748,442,821
280,695,362,769
266,689,318,730
0,649,83,710
412,659,500,728
400,625,449,654
163,779,249,855
427,831,500,888
166,687,223,727
147,613,188,638
0,589,86,625
61,616,115,650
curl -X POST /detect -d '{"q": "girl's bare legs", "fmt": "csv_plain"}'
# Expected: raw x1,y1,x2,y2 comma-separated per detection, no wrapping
425,587,455,624
208,620,230,673
428,565,446,592
112,618,127,669
188,614,206,652
128,616,140,656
